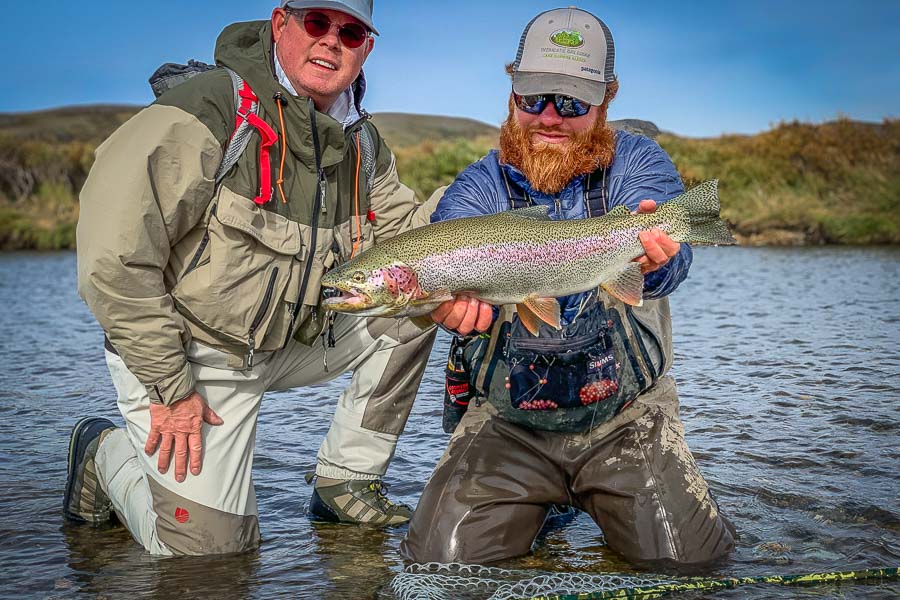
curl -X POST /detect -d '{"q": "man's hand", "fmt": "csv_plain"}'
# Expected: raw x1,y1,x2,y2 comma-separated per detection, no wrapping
635,199,681,274
431,295,493,336
145,392,224,482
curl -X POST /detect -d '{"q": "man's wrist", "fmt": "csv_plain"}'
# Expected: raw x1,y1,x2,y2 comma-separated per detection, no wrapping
145,361,196,406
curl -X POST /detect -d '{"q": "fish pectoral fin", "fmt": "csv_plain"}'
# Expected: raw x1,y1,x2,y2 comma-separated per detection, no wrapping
601,262,645,306
410,287,453,305
517,295,562,336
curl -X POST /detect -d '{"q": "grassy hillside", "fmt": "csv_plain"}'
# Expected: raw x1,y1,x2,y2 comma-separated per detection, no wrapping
0,105,896,250
371,113,498,148
0,105,140,144
660,118,900,244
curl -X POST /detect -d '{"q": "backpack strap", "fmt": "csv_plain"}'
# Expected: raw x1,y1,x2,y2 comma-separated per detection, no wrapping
501,168,532,209
357,120,378,195
215,68,278,205
583,164,610,217
501,161,610,214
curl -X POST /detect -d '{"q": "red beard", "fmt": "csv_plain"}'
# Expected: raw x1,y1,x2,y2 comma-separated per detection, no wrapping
499,98,617,195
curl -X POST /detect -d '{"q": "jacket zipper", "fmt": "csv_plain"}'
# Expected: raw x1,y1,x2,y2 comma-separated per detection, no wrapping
291,98,326,341
283,107,371,346
506,330,602,353
247,267,279,368
181,203,217,278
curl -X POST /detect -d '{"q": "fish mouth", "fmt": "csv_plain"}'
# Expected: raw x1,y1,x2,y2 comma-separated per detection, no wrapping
322,286,372,311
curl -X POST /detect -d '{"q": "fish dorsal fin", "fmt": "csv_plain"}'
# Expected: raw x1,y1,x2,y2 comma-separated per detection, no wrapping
604,205,631,219
504,205,553,220
516,294,562,336
601,262,645,306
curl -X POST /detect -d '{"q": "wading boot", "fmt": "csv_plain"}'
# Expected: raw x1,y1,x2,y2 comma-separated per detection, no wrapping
63,417,116,524
306,474,413,527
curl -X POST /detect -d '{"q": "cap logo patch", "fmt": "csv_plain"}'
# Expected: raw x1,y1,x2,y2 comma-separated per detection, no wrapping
550,29,584,48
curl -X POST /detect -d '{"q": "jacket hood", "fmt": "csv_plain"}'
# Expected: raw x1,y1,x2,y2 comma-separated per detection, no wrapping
214,20,365,168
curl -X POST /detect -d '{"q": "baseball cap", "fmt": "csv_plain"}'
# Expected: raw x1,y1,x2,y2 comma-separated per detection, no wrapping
512,7,615,106
281,0,378,35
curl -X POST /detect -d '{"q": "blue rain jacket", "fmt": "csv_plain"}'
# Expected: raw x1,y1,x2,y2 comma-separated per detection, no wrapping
431,130,693,324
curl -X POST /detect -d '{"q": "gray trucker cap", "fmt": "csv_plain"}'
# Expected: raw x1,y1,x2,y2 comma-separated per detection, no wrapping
281,0,378,35
512,7,615,105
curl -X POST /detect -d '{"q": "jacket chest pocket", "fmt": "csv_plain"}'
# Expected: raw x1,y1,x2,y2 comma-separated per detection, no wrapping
333,217,375,261
172,189,305,352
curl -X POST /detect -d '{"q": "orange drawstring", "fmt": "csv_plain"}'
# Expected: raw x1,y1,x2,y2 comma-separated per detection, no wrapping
276,99,288,204
351,131,362,258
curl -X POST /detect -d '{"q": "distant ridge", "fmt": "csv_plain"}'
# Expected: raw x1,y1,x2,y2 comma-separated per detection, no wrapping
371,113,498,148
0,104,142,144
0,104,663,148
0,105,503,148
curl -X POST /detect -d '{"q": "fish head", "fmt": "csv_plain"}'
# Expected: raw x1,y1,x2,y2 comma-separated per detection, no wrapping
321,255,422,317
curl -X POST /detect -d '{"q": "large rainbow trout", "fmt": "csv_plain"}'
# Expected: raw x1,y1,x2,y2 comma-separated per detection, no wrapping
321,180,735,334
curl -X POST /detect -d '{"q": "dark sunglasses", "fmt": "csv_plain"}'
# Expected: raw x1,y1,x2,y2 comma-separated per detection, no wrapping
514,93,592,118
292,10,369,49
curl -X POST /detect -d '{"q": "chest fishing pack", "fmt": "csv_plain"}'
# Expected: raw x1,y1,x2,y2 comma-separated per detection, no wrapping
442,165,673,434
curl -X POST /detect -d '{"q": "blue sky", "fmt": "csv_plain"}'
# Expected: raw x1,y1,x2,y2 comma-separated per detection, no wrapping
2,1,897,137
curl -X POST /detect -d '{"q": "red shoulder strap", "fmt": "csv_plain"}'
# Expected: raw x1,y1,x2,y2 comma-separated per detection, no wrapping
234,81,277,205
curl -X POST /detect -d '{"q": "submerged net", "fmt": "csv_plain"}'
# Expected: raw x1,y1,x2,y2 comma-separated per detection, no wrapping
389,562,680,600
389,563,900,600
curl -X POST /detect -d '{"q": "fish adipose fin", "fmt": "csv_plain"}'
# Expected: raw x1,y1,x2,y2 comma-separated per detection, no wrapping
517,294,562,336
601,262,645,306
667,180,737,246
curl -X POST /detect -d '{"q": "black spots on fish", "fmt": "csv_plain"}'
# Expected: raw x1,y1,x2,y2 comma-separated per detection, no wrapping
380,270,397,293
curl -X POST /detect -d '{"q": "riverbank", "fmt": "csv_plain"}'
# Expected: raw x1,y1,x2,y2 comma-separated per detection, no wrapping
1,112,896,250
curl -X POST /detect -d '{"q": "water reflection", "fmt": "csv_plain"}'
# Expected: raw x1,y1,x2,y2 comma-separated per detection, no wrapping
59,521,260,598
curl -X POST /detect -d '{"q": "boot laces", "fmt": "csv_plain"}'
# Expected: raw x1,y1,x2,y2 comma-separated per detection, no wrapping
367,481,398,510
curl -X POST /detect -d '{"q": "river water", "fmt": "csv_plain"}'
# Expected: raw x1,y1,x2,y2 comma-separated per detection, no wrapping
0,247,897,599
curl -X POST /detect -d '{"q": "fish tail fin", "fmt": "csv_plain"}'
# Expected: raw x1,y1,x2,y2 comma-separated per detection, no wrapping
666,180,737,246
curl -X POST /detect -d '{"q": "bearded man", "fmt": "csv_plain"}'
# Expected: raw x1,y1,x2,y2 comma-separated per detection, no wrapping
401,7,736,567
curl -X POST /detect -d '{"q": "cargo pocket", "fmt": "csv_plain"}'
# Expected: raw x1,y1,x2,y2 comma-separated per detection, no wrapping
172,188,304,354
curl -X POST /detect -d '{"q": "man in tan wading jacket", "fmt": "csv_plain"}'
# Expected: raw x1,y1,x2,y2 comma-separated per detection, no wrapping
65,0,439,555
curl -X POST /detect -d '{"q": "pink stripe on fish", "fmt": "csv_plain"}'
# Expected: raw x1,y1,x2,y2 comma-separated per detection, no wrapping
434,230,642,266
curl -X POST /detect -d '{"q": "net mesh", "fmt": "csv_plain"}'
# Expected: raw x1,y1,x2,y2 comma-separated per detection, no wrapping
389,562,680,600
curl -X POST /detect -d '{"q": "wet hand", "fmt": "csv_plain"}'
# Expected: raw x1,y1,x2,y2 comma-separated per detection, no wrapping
634,200,681,274
144,391,223,482
431,295,493,335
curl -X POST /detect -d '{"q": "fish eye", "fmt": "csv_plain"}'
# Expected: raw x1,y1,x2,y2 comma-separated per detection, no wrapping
352,271,367,283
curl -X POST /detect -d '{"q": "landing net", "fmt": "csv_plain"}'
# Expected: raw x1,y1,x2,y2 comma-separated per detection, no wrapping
389,563,679,600
389,563,900,600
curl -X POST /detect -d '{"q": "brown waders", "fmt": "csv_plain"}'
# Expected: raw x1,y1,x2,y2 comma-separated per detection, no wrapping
401,376,736,566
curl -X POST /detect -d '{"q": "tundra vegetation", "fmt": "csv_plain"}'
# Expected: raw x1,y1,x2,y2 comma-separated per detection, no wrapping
0,106,896,250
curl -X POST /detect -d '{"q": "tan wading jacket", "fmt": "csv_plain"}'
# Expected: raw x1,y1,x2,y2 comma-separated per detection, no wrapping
77,20,437,406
